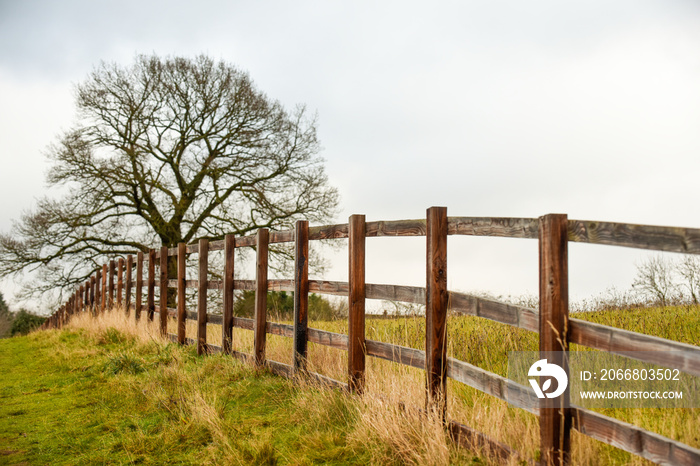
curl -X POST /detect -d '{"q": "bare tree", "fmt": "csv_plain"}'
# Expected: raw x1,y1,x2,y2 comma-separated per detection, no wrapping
631,255,678,307
0,55,338,302
677,255,700,305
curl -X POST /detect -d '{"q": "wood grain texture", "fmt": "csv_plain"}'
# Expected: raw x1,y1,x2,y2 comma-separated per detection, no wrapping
101,264,108,313
366,283,424,304
270,230,295,244
235,235,256,248
108,260,116,309
234,317,254,330
572,406,700,465
539,213,571,465
348,214,366,393
135,252,143,320
448,291,539,332
568,219,700,255
208,239,224,251
425,206,448,417
569,318,700,377
117,258,124,308
309,280,349,296
447,358,539,415
308,328,349,349
268,279,294,291
125,255,133,315
147,249,155,321
254,229,269,366
365,219,426,237
186,243,199,254
222,234,235,354
159,246,168,336
177,243,187,344
309,223,349,240
366,339,424,369
197,239,209,356
267,321,294,338
294,221,309,372
95,269,102,315
90,275,96,315
448,217,539,239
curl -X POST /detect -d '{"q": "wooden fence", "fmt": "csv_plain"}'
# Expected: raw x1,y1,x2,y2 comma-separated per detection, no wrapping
41,207,700,465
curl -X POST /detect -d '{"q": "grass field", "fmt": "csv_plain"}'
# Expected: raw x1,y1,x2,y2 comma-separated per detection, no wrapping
1,304,699,464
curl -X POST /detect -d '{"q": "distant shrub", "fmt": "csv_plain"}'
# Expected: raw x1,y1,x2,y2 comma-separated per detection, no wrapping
10,310,46,336
233,291,346,321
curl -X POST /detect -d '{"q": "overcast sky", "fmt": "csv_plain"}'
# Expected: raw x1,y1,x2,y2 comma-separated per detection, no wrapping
1,0,700,312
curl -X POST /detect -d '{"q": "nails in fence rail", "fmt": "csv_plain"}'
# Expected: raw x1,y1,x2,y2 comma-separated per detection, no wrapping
117,257,124,308
222,235,235,353
125,254,133,315
108,259,116,309
425,206,448,420
254,229,269,366
147,249,156,321
539,213,571,466
160,246,168,336
136,252,144,321
197,239,209,356
348,214,366,393
294,220,309,373
177,243,187,345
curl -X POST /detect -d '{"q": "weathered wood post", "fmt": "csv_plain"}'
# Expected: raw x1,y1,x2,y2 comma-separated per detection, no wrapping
197,239,209,355
95,268,102,315
159,246,168,336
117,258,124,308
177,242,187,345
538,213,571,466
294,220,309,373
125,254,133,315
135,252,143,320
254,228,269,366
90,275,96,315
147,249,156,321
101,264,108,313
426,206,448,419
348,214,366,393
222,235,235,353
108,259,116,309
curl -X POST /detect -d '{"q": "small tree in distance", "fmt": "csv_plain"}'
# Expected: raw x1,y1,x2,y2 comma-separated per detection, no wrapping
632,255,679,307
0,54,339,303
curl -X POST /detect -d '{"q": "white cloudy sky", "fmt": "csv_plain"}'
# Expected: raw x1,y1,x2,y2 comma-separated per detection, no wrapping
1,1,700,312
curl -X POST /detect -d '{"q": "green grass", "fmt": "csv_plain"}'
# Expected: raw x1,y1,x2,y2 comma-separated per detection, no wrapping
0,328,379,465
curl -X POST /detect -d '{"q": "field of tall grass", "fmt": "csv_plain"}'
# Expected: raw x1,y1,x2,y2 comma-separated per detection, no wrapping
2,303,699,464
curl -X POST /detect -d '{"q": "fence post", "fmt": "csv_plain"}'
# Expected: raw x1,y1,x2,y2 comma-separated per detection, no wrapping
90,275,96,315
125,254,133,315
160,246,168,336
348,214,366,393
136,252,143,320
117,258,124,308
177,243,187,345
538,213,571,466
108,259,116,309
294,221,309,373
426,206,448,419
101,264,108,313
147,249,155,321
197,239,209,355
222,235,235,353
254,228,269,366
95,269,102,315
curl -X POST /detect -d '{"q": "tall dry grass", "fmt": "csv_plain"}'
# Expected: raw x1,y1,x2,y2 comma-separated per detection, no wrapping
62,307,698,465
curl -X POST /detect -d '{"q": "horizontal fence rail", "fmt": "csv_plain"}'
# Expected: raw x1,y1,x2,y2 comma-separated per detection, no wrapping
43,208,700,465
